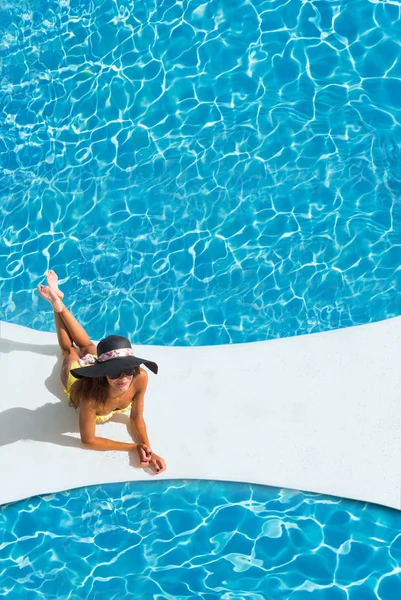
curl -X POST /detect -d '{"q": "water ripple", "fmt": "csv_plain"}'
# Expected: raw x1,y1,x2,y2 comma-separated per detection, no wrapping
2,481,401,599
2,1,401,595
1,0,401,344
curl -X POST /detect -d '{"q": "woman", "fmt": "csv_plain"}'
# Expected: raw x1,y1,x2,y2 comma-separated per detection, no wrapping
37,270,166,474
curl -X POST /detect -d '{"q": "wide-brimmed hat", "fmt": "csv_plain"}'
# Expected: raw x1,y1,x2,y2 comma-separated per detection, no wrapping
70,335,158,379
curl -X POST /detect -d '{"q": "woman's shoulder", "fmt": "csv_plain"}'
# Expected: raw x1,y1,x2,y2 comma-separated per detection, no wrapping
137,368,148,385
130,369,148,398
78,396,97,412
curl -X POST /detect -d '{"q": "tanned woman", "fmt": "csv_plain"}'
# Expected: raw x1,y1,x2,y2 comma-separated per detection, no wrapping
37,270,166,474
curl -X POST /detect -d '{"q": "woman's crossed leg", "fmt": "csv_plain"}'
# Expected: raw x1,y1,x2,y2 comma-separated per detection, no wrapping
37,270,96,389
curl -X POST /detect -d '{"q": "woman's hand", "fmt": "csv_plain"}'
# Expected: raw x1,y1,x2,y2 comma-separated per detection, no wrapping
148,453,166,474
136,443,152,466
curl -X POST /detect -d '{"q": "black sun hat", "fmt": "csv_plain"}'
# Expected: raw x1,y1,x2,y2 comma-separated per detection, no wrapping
70,335,158,379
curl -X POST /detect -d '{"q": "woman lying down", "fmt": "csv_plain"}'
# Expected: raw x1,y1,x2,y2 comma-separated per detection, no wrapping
37,270,166,474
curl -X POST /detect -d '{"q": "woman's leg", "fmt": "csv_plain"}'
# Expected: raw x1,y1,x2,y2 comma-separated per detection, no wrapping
38,283,96,386
41,271,97,357
58,304,97,357
53,309,80,389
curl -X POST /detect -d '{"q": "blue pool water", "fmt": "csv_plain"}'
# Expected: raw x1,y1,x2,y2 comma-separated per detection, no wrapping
2,481,401,600
2,0,401,345
2,0,401,598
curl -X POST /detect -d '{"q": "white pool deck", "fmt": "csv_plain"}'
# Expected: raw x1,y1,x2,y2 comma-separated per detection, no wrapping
1,318,401,509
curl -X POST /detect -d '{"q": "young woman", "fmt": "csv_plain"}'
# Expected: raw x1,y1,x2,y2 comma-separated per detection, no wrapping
37,270,166,474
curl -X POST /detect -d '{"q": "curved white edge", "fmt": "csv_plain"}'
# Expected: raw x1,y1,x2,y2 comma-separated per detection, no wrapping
1,319,401,509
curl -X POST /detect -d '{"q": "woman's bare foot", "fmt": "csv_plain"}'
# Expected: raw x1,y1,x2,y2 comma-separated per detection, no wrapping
46,270,64,300
37,285,64,313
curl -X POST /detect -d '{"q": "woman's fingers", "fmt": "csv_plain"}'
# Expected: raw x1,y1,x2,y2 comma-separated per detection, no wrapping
140,444,151,453
138,444,152,465
137,446,167,474
142,444,152,456
154,457,167,474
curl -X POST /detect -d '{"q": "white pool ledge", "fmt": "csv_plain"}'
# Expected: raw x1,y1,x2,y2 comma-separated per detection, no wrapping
1,319,401,509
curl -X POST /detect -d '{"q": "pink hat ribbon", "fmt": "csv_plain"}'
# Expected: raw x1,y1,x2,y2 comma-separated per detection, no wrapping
78,348,135,367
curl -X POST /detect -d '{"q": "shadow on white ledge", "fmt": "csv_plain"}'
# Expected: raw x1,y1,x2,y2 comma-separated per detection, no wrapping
1,319,401,509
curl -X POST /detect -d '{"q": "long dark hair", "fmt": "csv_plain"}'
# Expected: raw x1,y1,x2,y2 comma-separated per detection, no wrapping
68,366,140,410
68,377,109,410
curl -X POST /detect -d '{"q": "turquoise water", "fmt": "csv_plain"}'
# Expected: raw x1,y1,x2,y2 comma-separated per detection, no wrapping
2,481,401,600
2,0,401,598
2,0,401,344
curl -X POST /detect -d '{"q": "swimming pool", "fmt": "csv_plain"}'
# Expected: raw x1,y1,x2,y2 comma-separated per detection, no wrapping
2,0,401,597
2,481,401,599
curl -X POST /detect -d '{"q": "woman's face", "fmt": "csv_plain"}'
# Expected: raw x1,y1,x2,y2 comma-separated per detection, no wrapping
106,373,133,392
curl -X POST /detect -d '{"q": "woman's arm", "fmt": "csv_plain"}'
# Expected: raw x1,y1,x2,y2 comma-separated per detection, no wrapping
130,371,166,473
129,370,151,446
79,400,147,454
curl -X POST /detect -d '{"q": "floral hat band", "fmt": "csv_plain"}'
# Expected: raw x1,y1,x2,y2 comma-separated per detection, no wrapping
97,348,135,363
78,348,136,367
